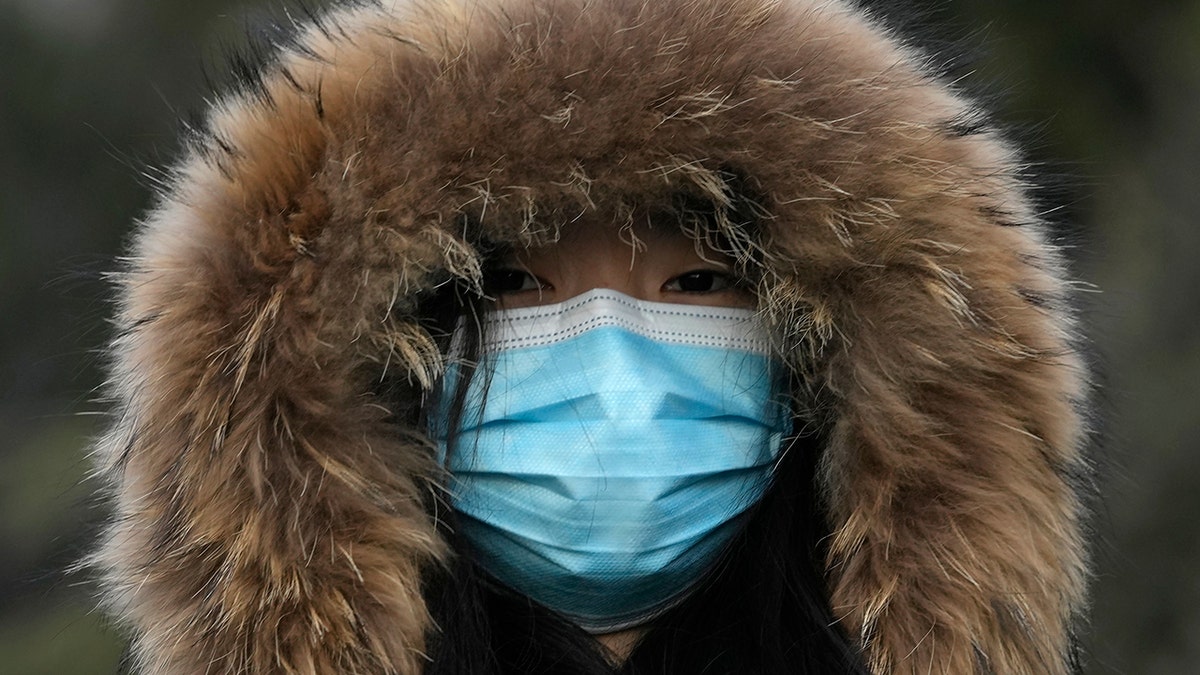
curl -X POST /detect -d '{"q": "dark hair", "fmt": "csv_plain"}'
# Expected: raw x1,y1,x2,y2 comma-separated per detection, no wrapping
412,219,869,674
622,428,869,674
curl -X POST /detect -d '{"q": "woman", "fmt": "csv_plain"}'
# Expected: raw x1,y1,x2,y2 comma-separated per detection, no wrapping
91,0,1092,673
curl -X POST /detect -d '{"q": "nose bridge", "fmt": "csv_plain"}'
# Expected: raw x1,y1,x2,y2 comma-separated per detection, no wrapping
590,331,666,422
575,256,640,299
558,229,652,300
587,323,651,392
550,295,660,411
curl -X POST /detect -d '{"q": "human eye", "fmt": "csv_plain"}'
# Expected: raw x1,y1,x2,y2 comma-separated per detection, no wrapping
483,268,547,295
662,269,736,294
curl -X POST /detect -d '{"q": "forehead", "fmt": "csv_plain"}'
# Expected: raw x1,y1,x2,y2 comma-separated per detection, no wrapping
513,217,725,264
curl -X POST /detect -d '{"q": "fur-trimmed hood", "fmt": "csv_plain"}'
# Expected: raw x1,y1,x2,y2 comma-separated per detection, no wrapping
93,0,1091,672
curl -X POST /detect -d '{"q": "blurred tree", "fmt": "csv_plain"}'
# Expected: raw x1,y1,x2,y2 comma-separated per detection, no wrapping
0,1,331,671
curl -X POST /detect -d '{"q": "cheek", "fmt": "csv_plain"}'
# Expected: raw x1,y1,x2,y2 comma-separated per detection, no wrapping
724,286,757,309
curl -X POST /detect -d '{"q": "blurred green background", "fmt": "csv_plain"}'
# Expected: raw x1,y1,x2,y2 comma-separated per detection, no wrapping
2,0,1196,672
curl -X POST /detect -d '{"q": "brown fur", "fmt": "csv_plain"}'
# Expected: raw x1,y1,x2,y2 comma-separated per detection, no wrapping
92,0,1091,672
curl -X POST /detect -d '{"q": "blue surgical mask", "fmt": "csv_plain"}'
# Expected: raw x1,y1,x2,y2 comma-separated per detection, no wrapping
433,289,790,633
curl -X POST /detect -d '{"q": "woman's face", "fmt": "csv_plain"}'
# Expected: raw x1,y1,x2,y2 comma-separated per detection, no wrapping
465,220,765,659
486,221,754,310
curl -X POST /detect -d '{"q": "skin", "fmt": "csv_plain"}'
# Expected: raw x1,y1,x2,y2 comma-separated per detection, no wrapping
488,221,754,311
484,220,752,662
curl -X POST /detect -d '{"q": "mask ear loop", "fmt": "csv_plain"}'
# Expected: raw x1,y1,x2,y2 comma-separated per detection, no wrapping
434,227,516,463
422,273,496,473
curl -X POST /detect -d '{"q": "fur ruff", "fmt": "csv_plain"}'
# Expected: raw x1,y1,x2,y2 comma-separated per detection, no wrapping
92,0,1092,672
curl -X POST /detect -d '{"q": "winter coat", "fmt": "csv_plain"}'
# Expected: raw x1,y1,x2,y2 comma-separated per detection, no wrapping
91,0,1092,673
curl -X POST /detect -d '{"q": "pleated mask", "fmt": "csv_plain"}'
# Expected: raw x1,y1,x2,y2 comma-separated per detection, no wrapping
432,289,790,633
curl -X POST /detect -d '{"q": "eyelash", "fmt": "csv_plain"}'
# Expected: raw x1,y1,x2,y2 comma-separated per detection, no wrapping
663,270,735,294
483,269,547,295
483,268,737,295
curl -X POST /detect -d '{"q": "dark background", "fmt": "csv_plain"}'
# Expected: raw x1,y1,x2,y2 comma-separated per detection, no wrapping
2,0,1196,672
